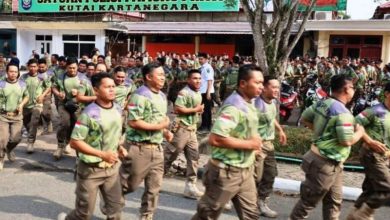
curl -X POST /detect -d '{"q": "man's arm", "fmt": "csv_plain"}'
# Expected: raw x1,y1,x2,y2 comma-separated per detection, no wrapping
128,117,169,131
70,139,118,164
209,133,261,151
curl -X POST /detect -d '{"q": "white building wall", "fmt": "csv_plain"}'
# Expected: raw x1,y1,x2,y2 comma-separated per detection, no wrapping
17,29,105,66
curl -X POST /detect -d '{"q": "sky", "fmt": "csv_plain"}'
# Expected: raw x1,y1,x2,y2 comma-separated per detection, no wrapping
347,0,381,19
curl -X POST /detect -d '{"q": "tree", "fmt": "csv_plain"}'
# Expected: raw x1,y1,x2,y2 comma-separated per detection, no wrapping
238,0,317,77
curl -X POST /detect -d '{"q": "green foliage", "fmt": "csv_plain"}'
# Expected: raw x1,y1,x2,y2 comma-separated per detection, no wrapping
274,127,313,155
224,0,238,8
274,126,360,162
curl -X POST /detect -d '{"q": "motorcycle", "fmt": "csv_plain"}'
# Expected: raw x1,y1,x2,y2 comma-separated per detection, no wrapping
296,74,328,126
279,81,298,122
352,83,382,116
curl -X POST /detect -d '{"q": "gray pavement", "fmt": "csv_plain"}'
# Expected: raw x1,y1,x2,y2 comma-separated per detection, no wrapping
1,142,390,220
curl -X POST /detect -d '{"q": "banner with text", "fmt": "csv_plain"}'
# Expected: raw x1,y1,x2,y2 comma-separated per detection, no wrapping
18,0,239,13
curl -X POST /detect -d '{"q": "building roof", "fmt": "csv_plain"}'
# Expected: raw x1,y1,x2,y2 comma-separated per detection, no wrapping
12,21,108,30
380,2,390,9
305,20,390,31
109,21,300,35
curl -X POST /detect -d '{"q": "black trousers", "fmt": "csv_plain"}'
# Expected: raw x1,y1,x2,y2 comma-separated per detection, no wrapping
200,93,213,130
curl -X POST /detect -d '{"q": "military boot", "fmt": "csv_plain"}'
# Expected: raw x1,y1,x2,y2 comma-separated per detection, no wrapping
259,197,278,218
183,180,203,199
6,142,18,162
139,213,153,220
26,142,34,154
346,203,374,220
0,157,4,170
53,143,66,160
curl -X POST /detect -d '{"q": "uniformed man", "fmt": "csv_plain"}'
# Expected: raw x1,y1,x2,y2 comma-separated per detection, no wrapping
57,73,126,220
340,58,358,84
192,64,264,220
198,53,214,133
37,59,54,134
86,62,96,78
21,58,52,153
164,69,204,199
0,63,29,169
112,66,135,134
290,74,365,220
167,58,185,104
120,62,173,220
254,76,287,218
223,56,240,99
52,57,87,160
346,83,390,220
211,60,223,106
78,59,88,74
320,61,336,94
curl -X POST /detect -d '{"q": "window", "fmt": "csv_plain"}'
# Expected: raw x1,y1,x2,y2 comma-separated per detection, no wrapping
364,36,381,45
35,35,52,55
330,36,345,45
63,34,96,58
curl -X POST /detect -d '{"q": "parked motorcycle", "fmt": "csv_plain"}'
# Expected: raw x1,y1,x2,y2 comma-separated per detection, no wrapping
279,81,298,122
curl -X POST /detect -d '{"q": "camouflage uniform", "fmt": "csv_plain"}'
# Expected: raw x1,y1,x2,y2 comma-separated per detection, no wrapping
0,79,28,167
64,102,124,220
192,92,260,220
120,85,167,218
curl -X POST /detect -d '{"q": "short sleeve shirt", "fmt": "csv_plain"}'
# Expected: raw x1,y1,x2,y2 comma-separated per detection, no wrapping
53,73,85,104
225,66,239,89
20,72,51,109
211,92,258,168
356,103,390,149
302,98,355,162
126,85,167,144
200,63,214,94
0,79,28,114
175,86,202,127
255,97,277,141
71,102,122,163
115,79,135,110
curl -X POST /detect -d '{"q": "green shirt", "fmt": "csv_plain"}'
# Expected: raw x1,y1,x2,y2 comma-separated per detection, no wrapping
176,69,189,81
340,66,358,82
77,77,94,109
356,73,366,90
302,98,355,162
20,72,51,109
211,91,258,168
255,97,277,141
0,79,28,113
126,85,167,144
71,102,122,163
175,86,202,127
115,78,135,110
356,103,390,149
224,66,239,89
53,73,86,104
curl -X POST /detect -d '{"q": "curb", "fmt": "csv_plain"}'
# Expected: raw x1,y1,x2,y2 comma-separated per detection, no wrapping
274,177,362,201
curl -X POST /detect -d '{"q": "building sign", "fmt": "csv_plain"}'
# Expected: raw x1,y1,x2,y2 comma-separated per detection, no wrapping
18,0,239,13
299,0,347,11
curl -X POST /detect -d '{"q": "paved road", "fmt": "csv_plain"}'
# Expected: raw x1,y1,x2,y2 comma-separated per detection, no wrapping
1,136,390,220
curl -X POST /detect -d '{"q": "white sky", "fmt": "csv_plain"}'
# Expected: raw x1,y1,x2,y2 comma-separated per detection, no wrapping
347,0,381,19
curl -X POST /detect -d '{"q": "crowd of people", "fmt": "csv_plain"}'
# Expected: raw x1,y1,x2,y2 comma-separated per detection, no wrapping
0,49,390,220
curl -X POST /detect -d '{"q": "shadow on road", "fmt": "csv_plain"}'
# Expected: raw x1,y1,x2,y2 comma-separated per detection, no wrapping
0,195,72,219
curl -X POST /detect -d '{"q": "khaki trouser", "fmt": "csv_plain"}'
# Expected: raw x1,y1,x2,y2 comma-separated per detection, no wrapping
192,160,260,220
354,146,390,209
56,105,77,146
42,93,53,126
66,161,124,220
253,141,278,200
164,125,199,181
23,106,43,143
290,149,343,220
0,116,23,158
120,142,164,216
